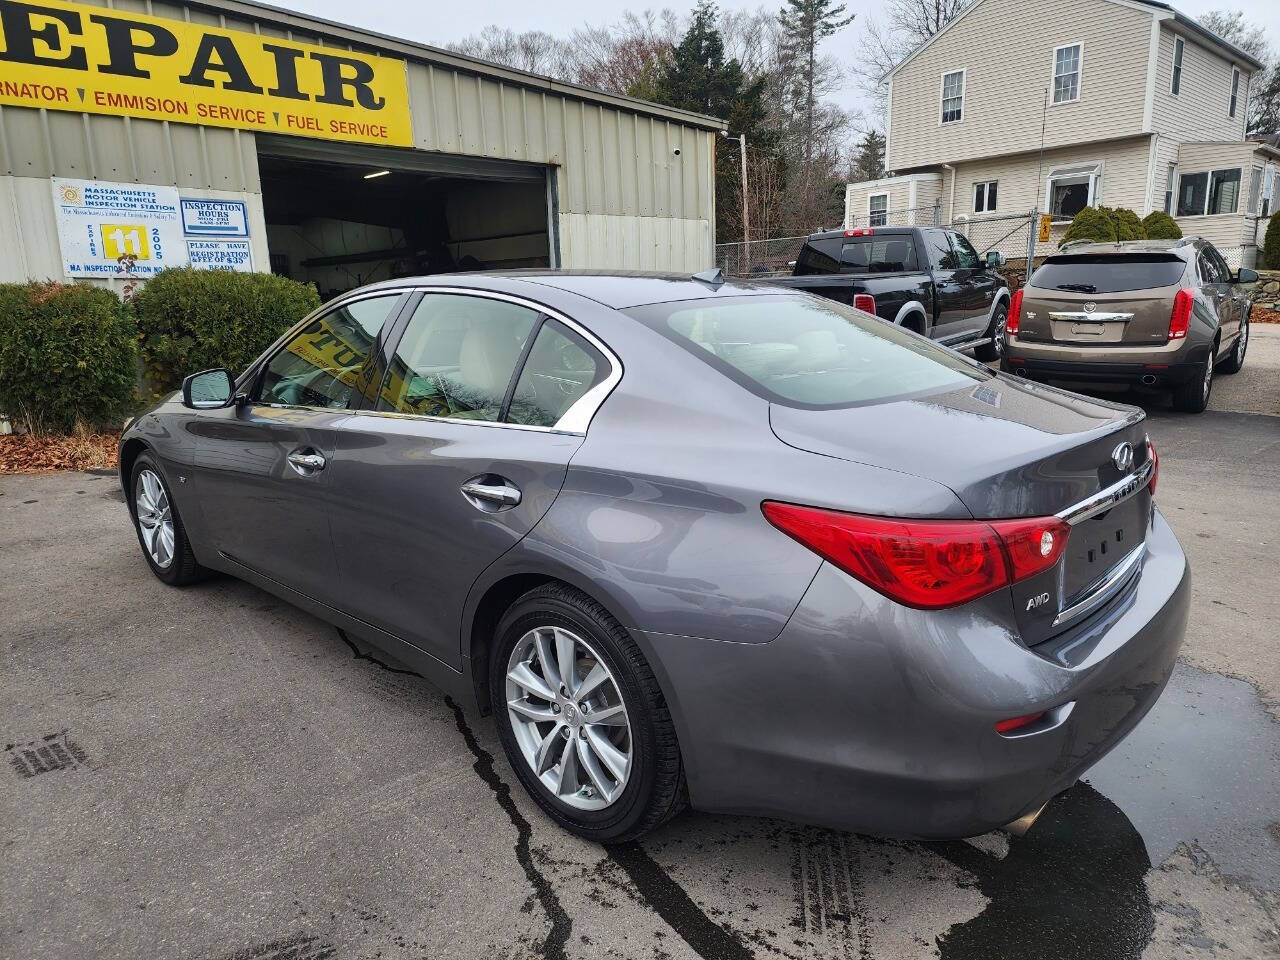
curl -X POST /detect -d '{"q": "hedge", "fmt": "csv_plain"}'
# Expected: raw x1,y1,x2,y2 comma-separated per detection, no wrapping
1140,211,1182,240
1110,207,1145,242
1264,215,1280,270
1060,206,1117,245
0,282,137,435
132,268,320,393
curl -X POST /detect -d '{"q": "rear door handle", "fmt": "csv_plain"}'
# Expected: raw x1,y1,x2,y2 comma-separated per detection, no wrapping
287,450,327,474
461,478,522,511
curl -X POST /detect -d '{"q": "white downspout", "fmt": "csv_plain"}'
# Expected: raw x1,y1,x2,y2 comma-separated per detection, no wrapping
943,164,956,224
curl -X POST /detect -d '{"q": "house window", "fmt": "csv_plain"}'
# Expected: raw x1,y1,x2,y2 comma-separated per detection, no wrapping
940,70,965,124
1230,67,1240,118
1171,37,1184,96
1264,170,1278,218
1248,166,1263,215
1053,44,1082,104
868,193,889,227
973,180,998,213
1177,168,1242,216
1047,169,1097,219
1163,163,1176,214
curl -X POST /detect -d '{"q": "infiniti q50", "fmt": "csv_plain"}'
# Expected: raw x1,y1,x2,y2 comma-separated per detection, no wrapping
120,272,1189,842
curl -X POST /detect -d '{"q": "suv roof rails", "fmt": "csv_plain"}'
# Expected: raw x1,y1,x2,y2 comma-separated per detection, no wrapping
1173,236,1201,247
1058,239,1095,250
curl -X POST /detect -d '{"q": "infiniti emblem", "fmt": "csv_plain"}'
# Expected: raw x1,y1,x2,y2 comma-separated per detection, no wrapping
564,703,578,723
1082,302,1097,314
1111,441,1134,472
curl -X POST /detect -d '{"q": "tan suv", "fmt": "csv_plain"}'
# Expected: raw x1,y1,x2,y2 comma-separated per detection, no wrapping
1001,237,1257,412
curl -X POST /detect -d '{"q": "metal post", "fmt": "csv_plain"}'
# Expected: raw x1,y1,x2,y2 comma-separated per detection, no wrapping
1026,207,1039,273
933,198,942,226
738,134,750,274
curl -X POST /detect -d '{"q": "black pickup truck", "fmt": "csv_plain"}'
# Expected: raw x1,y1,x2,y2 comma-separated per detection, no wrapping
770,226,1010,360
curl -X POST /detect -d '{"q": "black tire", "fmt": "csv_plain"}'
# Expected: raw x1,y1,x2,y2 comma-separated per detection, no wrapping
1219,310,1248,375
1172,345,1215,413
130,453,206,585
489,583,686,842
974,301,1007,362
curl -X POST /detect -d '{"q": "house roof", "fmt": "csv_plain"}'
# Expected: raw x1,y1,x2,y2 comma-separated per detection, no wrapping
883,0,1264,82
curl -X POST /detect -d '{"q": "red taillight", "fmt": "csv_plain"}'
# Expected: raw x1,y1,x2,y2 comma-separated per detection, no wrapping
995,712,1046,734
853,293,876,314
844,228,873,237
762,502,1071,610
1006,289,1023,336
1146,437,1158,495
1169,289,1192,340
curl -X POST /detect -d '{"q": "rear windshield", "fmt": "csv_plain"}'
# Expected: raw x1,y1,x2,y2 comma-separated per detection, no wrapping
1030,254,1186,294
794,235,917,275
626,294,986,409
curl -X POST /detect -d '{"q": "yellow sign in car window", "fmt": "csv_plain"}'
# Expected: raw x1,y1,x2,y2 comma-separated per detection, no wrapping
0,0,412,146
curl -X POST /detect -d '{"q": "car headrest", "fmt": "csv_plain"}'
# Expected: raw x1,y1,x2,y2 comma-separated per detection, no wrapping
458,325,521,400
882,240,910,270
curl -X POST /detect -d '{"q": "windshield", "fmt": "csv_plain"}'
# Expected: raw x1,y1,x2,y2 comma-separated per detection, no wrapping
1030,254,1186,294
626,294,987,409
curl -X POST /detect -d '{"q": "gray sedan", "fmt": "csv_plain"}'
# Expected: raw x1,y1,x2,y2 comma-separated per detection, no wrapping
120,272,1189,842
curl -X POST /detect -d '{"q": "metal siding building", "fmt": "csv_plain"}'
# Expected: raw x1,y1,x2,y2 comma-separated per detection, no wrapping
0,0,720,293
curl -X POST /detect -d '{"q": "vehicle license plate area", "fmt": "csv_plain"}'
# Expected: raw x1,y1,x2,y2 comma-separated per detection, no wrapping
1060,494,1147,604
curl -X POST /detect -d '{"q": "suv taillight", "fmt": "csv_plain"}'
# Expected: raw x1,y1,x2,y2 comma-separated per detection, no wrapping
1169,289,1193,340
853,294,876,314
1006,289,1024,336
762,502,1070,610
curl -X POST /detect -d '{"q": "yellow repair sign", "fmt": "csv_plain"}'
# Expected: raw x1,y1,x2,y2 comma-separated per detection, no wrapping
0,0,412,146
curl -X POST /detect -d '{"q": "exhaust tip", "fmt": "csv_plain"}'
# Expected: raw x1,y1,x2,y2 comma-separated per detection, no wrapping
1140,375,1157,385
1003,802,1047,837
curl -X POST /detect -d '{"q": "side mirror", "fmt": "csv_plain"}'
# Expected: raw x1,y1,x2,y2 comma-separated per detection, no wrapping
182,368,235,409
1235,267,1259,285
986,251,1006,270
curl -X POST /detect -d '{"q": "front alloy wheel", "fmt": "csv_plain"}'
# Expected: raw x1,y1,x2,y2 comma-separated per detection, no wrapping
135,469,175,569
506,625,632,810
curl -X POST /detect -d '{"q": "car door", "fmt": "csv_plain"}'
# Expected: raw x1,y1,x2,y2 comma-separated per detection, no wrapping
188,292,407,601
1196,246,1233,350
1201,243,1238,349
948,231,999,335
325,290,616,670
920,229,969,340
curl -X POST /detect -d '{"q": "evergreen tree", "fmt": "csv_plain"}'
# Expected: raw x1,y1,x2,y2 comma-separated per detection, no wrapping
850,130,886,182
777,0,855,167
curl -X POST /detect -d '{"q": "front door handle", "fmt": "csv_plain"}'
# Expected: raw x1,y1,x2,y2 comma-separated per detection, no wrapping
461,477,522,511
287,450,327,474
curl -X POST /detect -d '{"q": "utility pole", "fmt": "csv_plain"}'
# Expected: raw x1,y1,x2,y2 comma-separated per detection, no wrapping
722,131,750,273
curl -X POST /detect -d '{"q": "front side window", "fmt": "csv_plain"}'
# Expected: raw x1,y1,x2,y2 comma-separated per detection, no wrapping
922,229,958,269
973,180,998,213
941,70,964,124
1053,44,1082,104
1048,172,1094,218
1171,37,1184,96
868,193,889,227
1229,67,1240,118
257,295,399,409
631,294,985,409
949,232,982,270
377,293,538,422
1177,171,1208,216
507,320,607,427
1208,168,1241,214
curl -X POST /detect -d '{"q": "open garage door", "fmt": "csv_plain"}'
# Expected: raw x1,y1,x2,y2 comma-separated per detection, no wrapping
256,136,556,300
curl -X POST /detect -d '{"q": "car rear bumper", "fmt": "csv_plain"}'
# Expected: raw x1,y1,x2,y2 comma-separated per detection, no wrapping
645,505,1189,838
1003,355,1205,386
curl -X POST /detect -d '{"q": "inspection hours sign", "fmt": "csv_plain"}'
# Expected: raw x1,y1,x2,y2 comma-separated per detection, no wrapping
52,178,186,277
0,0,412,146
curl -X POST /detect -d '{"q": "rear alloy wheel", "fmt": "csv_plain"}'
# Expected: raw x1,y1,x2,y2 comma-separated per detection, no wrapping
1172,345,1214,413
974,301,1007,362
1219,311,1248,374
130,453,205,585
490,583,686,842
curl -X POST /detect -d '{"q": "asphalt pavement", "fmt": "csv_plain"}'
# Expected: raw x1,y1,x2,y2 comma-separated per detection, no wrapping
2,330,1278,960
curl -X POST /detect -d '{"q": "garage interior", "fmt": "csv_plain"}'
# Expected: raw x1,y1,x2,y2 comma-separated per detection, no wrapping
257,139,555,299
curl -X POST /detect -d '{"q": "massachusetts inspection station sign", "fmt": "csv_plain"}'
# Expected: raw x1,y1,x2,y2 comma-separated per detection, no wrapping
0,0,412,146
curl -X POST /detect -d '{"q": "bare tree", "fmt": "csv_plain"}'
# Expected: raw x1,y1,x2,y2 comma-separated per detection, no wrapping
447,26,569,76
1197,9,1271,61
1197,10,1278,138
852,0,966,126
571,10,680,96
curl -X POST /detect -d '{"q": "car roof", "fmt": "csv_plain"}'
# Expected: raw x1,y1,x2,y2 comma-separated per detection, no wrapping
1050,240,1194,258
356,270,788,309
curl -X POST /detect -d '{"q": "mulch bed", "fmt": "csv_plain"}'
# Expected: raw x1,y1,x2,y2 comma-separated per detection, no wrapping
0,431,120,474
1252,305,1280,324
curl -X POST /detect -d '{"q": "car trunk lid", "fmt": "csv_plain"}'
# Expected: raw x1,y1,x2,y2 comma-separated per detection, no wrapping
769,376,1152,643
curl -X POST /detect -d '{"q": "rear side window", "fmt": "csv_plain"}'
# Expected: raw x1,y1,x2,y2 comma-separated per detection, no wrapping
1029,255,1186,294
508,319,608,427
628,294,985,409
838,236,918,273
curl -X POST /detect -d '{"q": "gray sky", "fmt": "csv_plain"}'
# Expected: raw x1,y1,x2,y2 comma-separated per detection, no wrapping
284,0,1279,123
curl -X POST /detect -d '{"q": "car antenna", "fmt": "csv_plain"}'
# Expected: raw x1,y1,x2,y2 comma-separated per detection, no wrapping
692,268,725,288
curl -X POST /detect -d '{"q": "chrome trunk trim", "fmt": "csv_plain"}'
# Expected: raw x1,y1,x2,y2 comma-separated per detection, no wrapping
1051,542,1145,628
1055,458,1154,527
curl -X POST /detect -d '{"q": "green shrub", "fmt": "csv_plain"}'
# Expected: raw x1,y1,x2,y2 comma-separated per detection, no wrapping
1061,206,1117,246
132,268,320,393
1264,214,1280,270
1141,211,1183,240
0,281,138,435
1110,207,1145,241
